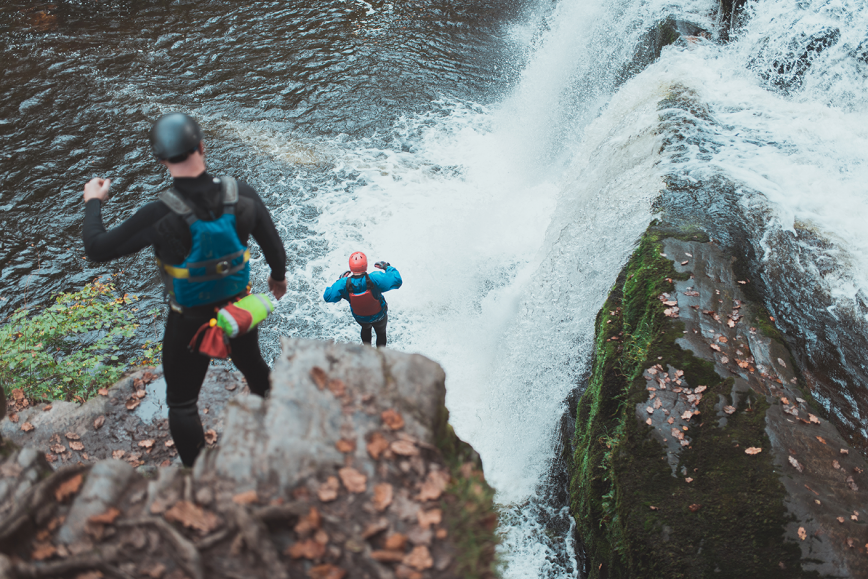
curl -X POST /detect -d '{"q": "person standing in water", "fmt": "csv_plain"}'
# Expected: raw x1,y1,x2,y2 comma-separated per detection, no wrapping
81,113,287,467
323,252,401,347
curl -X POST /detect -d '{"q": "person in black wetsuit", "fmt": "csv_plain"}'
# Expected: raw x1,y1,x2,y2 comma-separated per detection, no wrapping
82,113,287,467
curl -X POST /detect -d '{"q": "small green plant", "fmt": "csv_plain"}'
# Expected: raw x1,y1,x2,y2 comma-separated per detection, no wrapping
0,278,161,403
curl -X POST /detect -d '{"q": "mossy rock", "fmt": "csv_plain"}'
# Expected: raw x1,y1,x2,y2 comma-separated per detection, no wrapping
569,224,817,579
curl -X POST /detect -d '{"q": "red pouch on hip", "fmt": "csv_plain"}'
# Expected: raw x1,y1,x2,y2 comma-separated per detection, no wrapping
188,321,231,359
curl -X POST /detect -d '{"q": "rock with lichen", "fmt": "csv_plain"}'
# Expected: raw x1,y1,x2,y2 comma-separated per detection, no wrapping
0,340,497,579
569,223,868,578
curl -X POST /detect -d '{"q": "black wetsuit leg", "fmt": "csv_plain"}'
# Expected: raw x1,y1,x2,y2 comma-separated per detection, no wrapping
358,313,388,347
373,314,388,347
163,310,271,466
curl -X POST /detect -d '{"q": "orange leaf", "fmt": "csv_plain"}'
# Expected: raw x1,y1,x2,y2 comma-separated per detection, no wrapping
69,441,85,452
138,439,155,449
335,438,356,453
381,409,405,430
55,474,84,502
403,545,433,570
338,467,367,493
384,532,407,551
111,450,125,460
125,399,140,411
163,501,219,534
232,490,259,505
93,415,105,430
310,367,328,390
798,527,807,540
371,550,405,562
31,542,57,561
372,483,393,512
295,507,322,535
204,429,218,445
308,564,347,579
21,422,35,432
688,504,701,513
744,447,762,455
317,476,340,502
367,432,390,460
417,470,450,502
98,388,109,396
287,538,326,560
89,507,121,525
390,440,418,457
327,378,346,397
417,508,442,530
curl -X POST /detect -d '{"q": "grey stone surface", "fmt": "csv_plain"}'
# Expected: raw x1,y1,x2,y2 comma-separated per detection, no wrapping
195,338,447,493
58,459,135,544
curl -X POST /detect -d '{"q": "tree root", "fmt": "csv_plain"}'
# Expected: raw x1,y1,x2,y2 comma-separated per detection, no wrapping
225,504,289,579
120,517,203,579
0,463,90,547
4,544,122,579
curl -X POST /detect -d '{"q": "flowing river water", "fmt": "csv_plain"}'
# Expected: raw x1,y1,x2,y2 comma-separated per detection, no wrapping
3,0,868,577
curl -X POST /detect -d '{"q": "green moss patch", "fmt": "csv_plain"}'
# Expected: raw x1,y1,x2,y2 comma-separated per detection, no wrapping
570,224,816,579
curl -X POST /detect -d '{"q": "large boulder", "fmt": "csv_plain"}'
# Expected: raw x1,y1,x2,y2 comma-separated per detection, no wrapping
0,339,497,579
570,224,868,578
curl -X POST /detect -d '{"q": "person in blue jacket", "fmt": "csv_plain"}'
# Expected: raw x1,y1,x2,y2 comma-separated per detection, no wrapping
323,251,402,347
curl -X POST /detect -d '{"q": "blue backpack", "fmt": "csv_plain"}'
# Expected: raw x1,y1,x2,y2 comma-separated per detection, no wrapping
156,177,250,309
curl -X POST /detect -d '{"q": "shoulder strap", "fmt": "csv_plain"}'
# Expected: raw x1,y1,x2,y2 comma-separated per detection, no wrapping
159,189,198,226
220,176,238,214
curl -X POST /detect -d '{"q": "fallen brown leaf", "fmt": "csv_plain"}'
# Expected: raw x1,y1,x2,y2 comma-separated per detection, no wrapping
69,441,85,452
371,550,405,562
649,506,659,511
688,504,701,512
372,483,394,512
381,409,405,430
838,517,845,524
403,545,433,571
125,399,140,411
163,501,219,534
789,456,804,473
89,507,121,525
9,413,18,423
685,477,694,483
308,564,347,579
232,490,259,505
361,519,389,539
798,527,807,541
204,429,218,445
384,533,407,551
808,414,820,424
695,385,707,393
335,438,356,453
338,467,367,493
140,562,166,578
50,444,66,454
840,448,849,455
93,415,105,430
710,344,721,352
310,366,328,390
327,378,346,397
165,440,175,448
287,539,326,560
98,388,109,397
367,432,390,460
295,507,322,535
744,447,762,455
55,473,84,502
816,436,826,444
111,450,126,460
138,439,155,449
417,470,450,502
390,440,419,457
417,508,442,530
317,476,340,502
135,389,146,399
31,542,57,561
724,405,736,414
21,422,34,432
435,528,448,539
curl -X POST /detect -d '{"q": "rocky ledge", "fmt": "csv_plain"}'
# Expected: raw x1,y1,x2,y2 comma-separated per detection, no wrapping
570,224,868,578
0,339,497,579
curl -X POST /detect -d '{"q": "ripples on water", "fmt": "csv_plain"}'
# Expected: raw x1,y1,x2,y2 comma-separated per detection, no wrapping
0,0,522,316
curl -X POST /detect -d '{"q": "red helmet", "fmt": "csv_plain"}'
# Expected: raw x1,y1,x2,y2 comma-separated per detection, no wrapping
349,251,368,274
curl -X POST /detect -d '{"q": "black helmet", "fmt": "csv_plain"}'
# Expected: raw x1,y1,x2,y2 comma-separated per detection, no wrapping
149,113,203,162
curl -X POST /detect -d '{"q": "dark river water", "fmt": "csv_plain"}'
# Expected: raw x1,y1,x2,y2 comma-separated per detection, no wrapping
0,0,524,318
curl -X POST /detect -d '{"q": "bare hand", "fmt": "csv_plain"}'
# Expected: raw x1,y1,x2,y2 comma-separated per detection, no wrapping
83,178,111,204
268,275,287,300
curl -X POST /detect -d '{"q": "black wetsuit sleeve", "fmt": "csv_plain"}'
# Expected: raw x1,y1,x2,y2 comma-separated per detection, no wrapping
82,199,168,262
238,183,287,282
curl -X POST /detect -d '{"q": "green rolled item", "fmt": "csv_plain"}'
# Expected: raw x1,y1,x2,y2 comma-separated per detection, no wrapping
214,293,276,338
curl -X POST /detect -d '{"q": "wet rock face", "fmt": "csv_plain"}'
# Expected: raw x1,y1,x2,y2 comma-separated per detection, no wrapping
570,226,868,579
